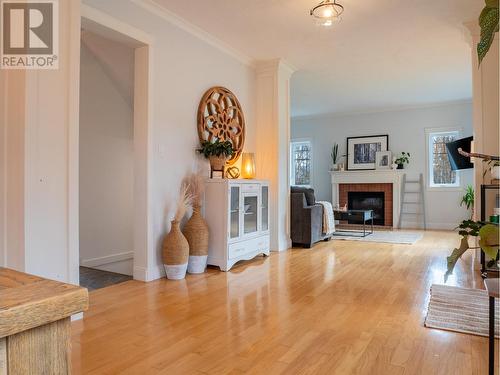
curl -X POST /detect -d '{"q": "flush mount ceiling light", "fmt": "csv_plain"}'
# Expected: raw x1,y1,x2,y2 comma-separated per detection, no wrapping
310,0,344,27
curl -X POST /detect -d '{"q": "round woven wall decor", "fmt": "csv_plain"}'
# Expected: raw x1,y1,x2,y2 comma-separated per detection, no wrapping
197,86,245,166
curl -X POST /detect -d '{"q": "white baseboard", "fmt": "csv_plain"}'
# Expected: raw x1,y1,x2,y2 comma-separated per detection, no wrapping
80,251,133,268
133,265,165,282
400,222,457,230
71,312,84,321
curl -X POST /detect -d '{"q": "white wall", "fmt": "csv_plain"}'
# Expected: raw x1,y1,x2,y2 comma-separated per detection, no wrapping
82,0,257,279
1,0,258,283
79,34,135,275
0,1,81,282
291,101,473,229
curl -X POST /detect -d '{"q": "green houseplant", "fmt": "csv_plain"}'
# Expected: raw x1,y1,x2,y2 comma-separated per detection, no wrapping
460,185,475,219
445,221,499,281
331,143,339,171
394,152,410,169
197,139,234,171
478,0,499,65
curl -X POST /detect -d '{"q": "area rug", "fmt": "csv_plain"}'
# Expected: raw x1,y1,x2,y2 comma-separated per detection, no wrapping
332,230,423,245
425,284,499,338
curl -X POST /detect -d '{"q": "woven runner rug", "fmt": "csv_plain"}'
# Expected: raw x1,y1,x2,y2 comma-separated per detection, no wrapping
425,284,499,338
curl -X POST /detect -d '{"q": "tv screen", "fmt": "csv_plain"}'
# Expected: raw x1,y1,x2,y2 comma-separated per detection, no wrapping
445,136,473,170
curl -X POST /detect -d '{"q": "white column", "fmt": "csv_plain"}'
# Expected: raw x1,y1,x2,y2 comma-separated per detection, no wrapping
255,59,295,252
464,23,499,219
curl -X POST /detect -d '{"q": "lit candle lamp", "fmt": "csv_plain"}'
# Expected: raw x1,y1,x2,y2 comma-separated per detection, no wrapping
241,153,256,179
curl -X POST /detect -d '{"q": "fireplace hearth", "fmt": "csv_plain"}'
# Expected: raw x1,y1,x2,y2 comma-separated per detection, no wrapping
348,191,385,226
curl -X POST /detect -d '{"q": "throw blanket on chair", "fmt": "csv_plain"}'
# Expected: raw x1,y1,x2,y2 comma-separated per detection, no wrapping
317,201,335,235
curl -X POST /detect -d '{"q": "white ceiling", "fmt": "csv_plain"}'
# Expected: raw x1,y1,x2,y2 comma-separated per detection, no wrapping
152,0,483,117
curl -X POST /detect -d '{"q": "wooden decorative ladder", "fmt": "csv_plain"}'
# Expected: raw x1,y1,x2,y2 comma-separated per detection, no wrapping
398,173,426,230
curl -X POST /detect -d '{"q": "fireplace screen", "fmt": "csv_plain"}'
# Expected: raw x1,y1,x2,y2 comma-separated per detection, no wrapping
348,192,385,226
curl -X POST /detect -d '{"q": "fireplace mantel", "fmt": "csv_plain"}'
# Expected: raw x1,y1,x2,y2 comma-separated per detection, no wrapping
330,170,405,227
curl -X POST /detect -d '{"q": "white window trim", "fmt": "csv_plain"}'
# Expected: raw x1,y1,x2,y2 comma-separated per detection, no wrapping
425,127,462,192
290,139,313,187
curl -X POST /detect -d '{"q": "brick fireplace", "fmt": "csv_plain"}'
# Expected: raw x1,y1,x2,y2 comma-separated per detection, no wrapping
338,183,393,227
330,170,404,228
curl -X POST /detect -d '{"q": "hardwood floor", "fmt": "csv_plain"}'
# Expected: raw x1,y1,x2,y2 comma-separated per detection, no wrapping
71,231,497,374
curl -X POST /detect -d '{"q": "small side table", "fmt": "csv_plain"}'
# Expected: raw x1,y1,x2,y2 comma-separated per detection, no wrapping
484,278,499,375
333,209,374,237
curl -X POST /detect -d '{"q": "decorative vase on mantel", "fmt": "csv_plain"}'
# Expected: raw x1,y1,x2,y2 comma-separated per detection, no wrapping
162,220,189,280
183,204,209,274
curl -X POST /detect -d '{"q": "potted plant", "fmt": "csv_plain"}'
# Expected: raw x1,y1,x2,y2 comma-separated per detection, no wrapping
477,0,499,65
446,220,499,281
460,185,475,220
197,139,234,171
330,143,339,171
394,152,410,169
485,160,500,180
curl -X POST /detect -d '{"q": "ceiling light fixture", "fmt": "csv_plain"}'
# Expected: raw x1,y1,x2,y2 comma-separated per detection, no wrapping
310,0,344,27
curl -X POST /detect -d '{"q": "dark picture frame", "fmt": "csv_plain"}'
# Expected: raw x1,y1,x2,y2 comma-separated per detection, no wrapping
346,135,389,170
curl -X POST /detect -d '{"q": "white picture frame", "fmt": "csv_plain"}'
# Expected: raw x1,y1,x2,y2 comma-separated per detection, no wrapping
347,135,389,170
375,151,392,170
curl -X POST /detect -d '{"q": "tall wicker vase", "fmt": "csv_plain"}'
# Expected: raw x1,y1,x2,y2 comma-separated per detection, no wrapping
183,204,209,274
162,220,189,280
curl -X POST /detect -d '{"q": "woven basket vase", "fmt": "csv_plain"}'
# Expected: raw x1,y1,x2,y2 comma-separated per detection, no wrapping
209,155,227,170
162,220,189,279
183,204,209,256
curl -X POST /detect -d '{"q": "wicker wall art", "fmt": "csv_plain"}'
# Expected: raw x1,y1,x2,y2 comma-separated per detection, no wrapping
197,86,245,166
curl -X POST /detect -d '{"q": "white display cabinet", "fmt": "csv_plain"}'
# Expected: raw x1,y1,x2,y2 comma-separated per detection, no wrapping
204,179,270,271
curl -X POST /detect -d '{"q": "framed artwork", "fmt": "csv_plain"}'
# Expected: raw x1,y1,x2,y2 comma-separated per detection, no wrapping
346,135,389,170
375,151,392,170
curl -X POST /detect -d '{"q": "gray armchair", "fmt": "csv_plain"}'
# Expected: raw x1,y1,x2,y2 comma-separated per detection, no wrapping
290,187,332,248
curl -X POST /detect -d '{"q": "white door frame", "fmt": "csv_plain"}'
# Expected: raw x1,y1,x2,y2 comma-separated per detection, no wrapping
71,5,154,283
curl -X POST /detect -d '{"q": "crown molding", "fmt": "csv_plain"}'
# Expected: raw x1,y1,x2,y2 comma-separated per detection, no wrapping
292,99,473,122
130,0,256,67
255,59,297,77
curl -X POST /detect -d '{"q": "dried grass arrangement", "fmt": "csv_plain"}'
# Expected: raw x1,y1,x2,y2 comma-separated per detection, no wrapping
183,174,210,274
162,185,193,280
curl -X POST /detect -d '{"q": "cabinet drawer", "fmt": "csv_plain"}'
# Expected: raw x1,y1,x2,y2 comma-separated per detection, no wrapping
240,184,260,193
228,236,270,260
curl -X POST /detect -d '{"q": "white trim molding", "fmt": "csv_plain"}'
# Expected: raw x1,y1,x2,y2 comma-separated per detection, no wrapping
424,127,462,191
130,0,255,67
330,170,405,227
80,251,134,268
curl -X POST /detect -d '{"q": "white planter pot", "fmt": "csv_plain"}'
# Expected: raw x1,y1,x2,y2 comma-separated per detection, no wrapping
164,263,188,280
187,255,208,274
492,166,500,180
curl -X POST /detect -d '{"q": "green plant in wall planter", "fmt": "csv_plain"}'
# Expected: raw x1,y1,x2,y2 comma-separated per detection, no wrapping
460,185,475,220
445,221,499,281
394,152,410,169
478,0,499,65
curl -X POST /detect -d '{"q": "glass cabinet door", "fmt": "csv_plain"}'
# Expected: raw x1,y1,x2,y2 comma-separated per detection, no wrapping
243,195,258,235
230,186,240,239
261,186,269,231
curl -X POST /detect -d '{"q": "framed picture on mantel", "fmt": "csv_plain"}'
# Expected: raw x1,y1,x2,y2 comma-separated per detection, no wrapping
347,135,389,171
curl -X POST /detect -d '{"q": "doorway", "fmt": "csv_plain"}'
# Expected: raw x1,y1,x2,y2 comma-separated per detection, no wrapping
76,7,152,288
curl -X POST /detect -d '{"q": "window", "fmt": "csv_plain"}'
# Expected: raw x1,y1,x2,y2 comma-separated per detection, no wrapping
290,140,312,186
426,129,460,188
